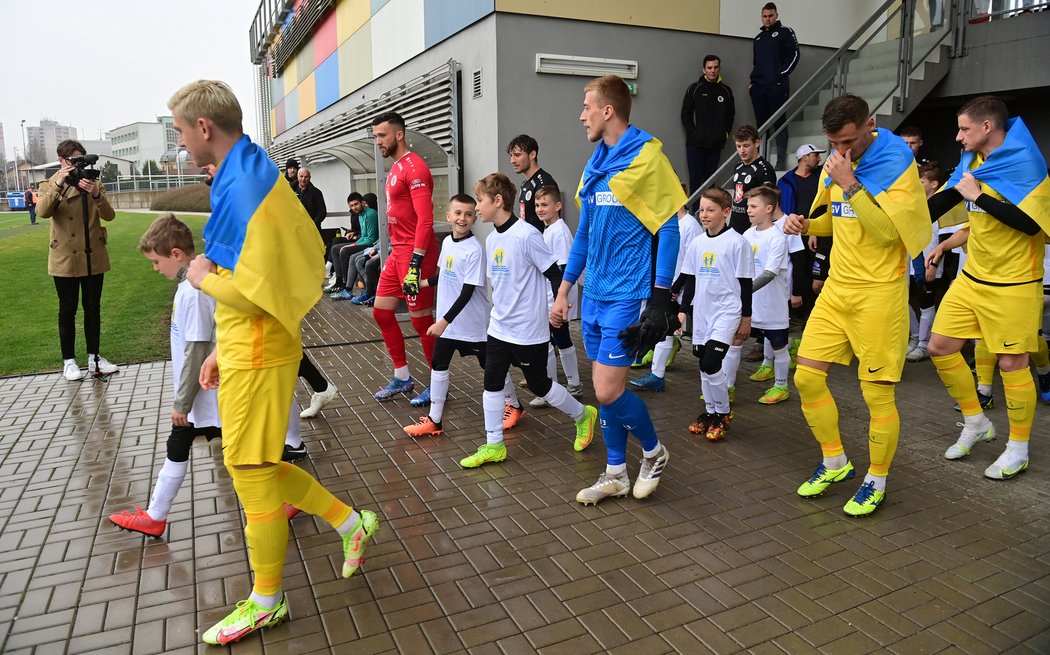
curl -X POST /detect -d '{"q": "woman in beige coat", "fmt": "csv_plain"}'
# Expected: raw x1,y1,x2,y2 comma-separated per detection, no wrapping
36,139,119,380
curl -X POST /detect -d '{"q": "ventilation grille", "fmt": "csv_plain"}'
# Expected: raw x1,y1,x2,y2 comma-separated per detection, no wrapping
472,69,482,99
267,61,459,164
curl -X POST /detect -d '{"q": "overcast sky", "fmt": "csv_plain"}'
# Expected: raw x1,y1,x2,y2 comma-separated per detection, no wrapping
1,0,261,161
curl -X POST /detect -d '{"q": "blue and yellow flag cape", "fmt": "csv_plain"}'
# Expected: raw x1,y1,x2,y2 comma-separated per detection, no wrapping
811,128,931,258
205,135,323,337
576,125,687,234
943,116,1050,235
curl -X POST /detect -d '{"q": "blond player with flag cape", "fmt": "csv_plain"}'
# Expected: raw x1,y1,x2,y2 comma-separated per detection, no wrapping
170,80,379,646
551,75,687,507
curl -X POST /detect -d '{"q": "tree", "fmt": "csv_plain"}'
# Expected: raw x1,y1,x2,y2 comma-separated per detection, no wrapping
100,161,119,184
141,159,162,176
28,144,48,165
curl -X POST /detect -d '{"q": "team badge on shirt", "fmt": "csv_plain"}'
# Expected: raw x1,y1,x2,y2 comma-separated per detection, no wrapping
491,248,509,279
699,251,719,276
831,201,857,218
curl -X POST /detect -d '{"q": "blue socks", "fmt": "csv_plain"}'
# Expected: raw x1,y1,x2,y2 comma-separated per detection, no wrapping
602,389,660,467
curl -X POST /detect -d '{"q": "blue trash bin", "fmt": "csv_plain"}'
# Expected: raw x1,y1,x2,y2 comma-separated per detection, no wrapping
7,192,26,209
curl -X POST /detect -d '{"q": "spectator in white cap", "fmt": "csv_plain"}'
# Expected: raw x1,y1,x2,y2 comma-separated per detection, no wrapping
777,144,825,217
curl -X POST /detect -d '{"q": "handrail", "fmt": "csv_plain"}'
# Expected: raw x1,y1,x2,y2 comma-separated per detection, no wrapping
970,0,1049,19
686,0,962,211
685,0,901,209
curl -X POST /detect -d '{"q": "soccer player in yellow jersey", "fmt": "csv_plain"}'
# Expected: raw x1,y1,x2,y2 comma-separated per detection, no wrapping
926,95,1050,480
784,95,931,516
172,80,379,644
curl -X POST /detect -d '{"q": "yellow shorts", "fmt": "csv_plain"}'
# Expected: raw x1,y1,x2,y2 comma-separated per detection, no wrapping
217,361,298,466
933,273,1042,354
797,279,908,382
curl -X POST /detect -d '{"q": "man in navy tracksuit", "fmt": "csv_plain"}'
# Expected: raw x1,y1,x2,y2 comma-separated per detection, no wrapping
750,2,799,170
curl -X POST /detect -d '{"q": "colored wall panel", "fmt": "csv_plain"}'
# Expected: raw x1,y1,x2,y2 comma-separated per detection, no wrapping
271,77,284,106
423,0,493,48
296,40,314,83
315,52,341,110
282,68,297,97
338,24,373,97
298,73,317,119
274,99,286,135
371,0,425,79
370,0,391,14
314,10,339,66
270,108,277,139
336,0,370,43
285,88,300,126
494,0,720,34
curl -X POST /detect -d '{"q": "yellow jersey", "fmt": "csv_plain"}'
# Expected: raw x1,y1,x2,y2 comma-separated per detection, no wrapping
960,155,1044,285
210,266,302,370
817,176,910,286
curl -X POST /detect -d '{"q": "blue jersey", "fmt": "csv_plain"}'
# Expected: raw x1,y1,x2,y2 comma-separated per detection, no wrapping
565,126,684,302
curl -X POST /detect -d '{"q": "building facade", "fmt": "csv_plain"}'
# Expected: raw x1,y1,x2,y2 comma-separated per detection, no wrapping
26,119,78,163
106,118,178,172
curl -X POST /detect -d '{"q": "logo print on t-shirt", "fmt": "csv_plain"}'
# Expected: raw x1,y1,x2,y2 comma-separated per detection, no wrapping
701,252,717,272
734,183,744,202
389,174,398,187
445,256,455,271
491,248,510,279
525,190,532,201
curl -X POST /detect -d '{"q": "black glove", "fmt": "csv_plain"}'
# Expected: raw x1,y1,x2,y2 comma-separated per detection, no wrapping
618,287,681,360
402,252,425,296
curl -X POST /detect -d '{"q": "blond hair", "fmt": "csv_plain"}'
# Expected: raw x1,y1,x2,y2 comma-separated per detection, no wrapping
167,80,242,134
584,75,632,122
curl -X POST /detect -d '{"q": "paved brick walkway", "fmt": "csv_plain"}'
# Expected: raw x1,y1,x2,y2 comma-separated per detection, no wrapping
1,299,1048,654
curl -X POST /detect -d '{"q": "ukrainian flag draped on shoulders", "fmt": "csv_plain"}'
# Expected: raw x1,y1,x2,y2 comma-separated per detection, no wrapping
204,135,323,338
575,125,687,234
942,116,1050,235
810,128,931,257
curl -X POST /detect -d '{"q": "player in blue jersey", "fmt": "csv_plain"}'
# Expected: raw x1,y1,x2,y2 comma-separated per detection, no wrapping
551,75,688,505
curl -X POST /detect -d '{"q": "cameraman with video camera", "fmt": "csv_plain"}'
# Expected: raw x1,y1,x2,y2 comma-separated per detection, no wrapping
37,139,119,380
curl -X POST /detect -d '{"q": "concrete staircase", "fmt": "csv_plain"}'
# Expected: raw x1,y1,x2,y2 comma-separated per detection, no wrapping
785,30,952,158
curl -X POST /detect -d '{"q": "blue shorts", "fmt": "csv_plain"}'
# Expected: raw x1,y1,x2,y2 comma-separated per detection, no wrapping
581,296,645,366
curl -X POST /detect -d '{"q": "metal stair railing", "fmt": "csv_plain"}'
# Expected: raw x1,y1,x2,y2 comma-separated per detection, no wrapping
685,0,964,211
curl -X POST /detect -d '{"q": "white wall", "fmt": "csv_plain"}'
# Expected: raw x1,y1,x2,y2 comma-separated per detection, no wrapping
719,0,889,48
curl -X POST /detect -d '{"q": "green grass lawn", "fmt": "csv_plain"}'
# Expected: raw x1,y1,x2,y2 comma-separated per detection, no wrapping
0,211,208,376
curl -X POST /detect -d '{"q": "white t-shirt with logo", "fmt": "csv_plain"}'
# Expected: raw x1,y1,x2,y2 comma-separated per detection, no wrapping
171,280,220,427
744,224,790,330
682,228,754,344
487,218,558,345
436,234,490,343
542,218,578,315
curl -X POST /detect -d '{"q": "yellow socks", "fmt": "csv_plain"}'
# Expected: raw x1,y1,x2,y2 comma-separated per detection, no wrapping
795,365,843,458
229,466,287,597
1001,368,1035,443
860,381,899,477
932,352,981,416
277,462,353,528
973,339,996,389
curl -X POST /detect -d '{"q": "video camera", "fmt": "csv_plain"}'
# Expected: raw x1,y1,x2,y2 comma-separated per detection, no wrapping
67,154,101,185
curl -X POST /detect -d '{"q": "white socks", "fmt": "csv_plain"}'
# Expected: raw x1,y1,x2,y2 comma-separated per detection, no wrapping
284,402,302,448
503,374,519,408
824,453,849,470
429,369,450,424
146,458,189,521
335,510,361,536
773,345,790,389
723,345,742,388
483,390,505,444
705,369,731,414
542,382,583,421
559,346,581,387
918,307,935,348
863,472,887,492
393,365,411,382
651,335,674,378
